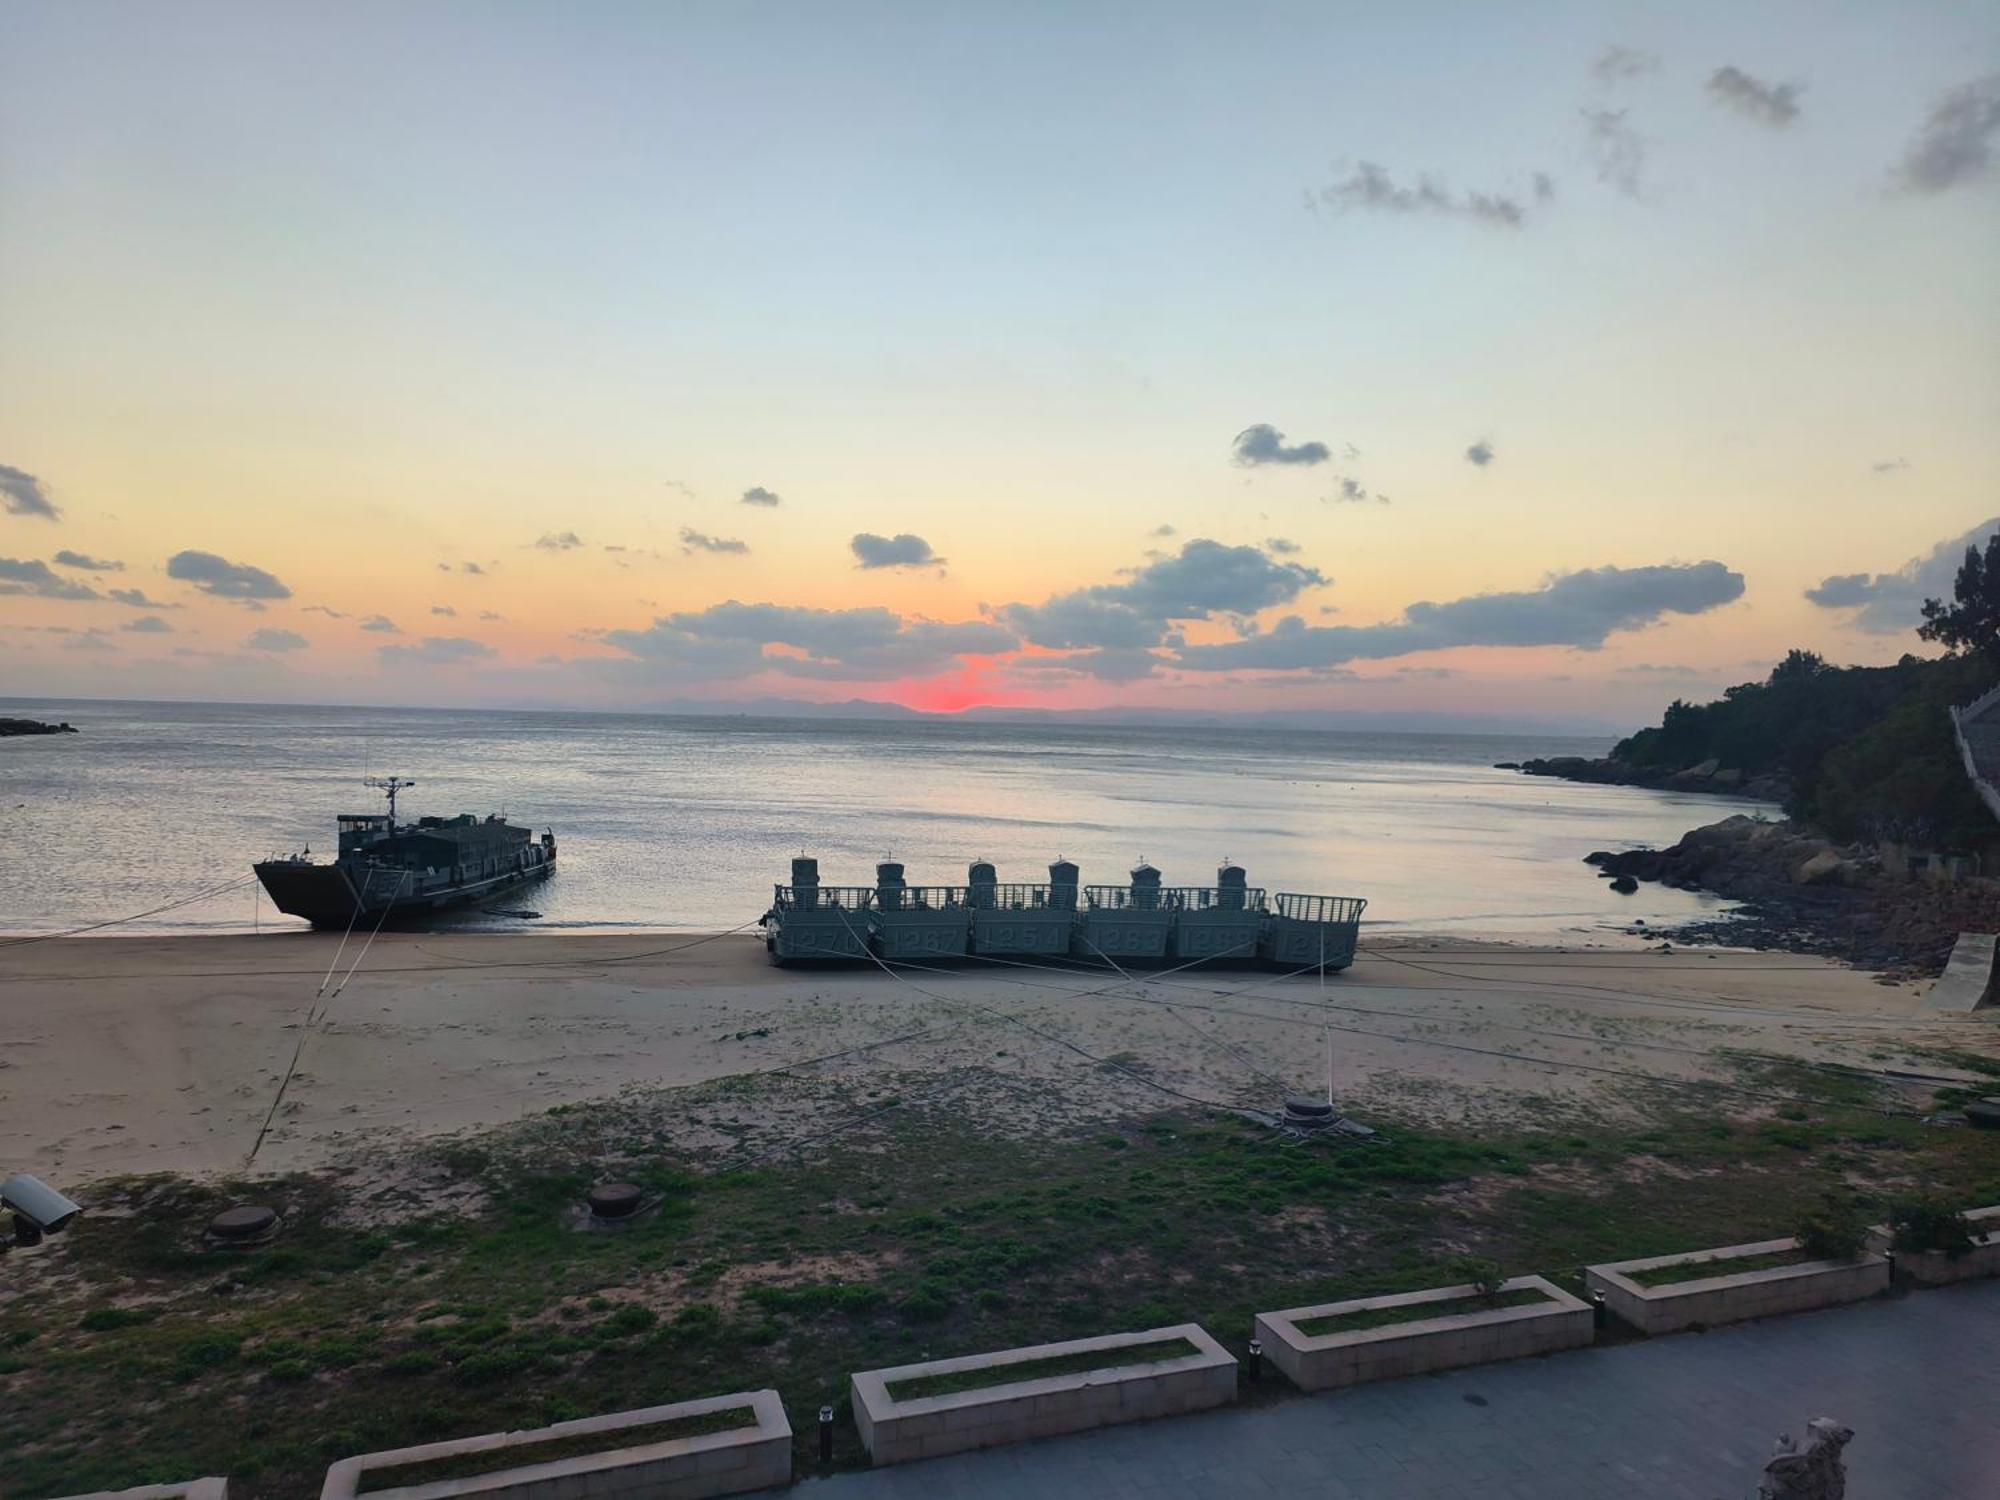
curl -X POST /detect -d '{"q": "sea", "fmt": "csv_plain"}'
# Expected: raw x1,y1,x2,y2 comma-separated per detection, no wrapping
0,698,1758,942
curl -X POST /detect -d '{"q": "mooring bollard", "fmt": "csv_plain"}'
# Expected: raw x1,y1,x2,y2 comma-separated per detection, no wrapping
819,1404,834,1464
1247,1338,1263,1384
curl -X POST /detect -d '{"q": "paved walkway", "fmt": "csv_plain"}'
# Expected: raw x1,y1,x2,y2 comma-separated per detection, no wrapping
804,1283,1999,1499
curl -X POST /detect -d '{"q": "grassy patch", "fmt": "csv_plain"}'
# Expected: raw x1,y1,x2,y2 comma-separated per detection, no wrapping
1625,1247,1812,1287
355,1405,757,1492
884,1337,1200,1403
9,1073,2000,1499
1292,1287,1550,1337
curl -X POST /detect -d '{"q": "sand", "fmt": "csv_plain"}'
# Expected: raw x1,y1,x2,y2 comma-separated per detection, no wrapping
1,931,1990,1184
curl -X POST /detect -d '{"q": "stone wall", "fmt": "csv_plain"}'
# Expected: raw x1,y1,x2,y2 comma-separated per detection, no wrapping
51,1483,228,1500
1587,1239,1889,1337
318,1390,789,1500
851,1323,1235,1467
1253,1275,1591,1392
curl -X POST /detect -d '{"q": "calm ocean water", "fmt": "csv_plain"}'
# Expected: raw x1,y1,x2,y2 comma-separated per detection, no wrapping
0,699,1755,940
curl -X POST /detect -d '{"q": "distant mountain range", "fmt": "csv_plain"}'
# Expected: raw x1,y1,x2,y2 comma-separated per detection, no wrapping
2,692,1619,738
629,696,1618,738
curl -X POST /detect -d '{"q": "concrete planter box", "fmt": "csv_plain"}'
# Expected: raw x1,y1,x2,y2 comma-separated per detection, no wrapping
1586,1238,1888,1336
1253,1275,1589,1392
320,1391,789,1500
851,1323,1235,1466
1868,1205,2000,1285
52,1484,227,1500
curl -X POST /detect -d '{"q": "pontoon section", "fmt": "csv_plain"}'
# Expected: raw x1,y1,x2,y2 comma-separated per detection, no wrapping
872,861,970,959
1171,865,1269,963
968,861,1073,956
1261,892,1367,971
1076,863,1175,960
765,857,875,962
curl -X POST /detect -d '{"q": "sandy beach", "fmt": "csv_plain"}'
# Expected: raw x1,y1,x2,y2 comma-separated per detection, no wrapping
3,930,1985,1184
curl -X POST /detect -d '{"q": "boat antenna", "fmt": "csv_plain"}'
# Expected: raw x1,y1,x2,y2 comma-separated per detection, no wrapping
363,775,415,828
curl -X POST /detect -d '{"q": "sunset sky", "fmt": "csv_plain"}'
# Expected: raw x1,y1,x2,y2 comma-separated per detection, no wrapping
2,1,1996,728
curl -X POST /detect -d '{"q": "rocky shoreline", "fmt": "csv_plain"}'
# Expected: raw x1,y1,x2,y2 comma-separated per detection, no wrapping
0,716,77,737
1502,754,1791,804
1587,814,1994,977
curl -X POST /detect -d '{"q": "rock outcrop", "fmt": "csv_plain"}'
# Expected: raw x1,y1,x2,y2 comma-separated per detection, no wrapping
0,717,78,737
1515,755,1789,804
1583,814,2000,975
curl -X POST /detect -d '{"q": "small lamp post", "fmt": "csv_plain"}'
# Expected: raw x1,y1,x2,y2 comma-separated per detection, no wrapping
1247,1338,1263,1384
818,1405,834,1465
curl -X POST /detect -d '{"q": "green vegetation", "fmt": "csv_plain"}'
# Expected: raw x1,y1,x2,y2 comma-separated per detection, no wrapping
1793,1193,1871,1262
6,1062,1999,1499
1611,649,1995,847
354,1406,756,1493
1292,1287,1549,1337
1887,1197,1980,1260
1625,1248,1811,1287
883,1337,1200,1403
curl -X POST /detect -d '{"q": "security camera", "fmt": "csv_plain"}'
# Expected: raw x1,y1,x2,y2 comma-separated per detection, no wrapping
2,1174,83,1245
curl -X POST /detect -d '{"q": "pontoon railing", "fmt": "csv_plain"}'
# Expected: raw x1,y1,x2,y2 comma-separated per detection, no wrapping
770,885,877,911
967,882,1056,910
1272,893,1367,923
1084,885,1268,911
874,885,968,911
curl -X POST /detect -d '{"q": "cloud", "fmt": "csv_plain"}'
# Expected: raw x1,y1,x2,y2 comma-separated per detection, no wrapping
108,587,181,609
0,463,58,520
680,527,749,555
430,605,457,617
1327,474,1386,505
1172,560,1745,672
1313,161,1552,228
0,557,100,600
1017,646,1166,682
246,627,308,652
533,531,583,550
1804,517,2000,633
478,610,504,621
1465,440,1495,467
1232,424,1331,468
1151,524,1177,538
1592,45,1660,84
851,532,944,570
360,615,402,634
1266,537,1301,555
1706,66,1801,127
302,604,347,618
1871,457,1911,475
379,635,498,666
1581,107,1647,196
166,549,292,600
1002,539,1328,651
121,615,174,634
602,601,1015,682
1893,75,2000,193
740,486,782,507
63,630,115,652
53,550,122,571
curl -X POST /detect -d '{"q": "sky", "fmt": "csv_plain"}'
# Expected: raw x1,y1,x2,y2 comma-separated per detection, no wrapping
2,0,1996,728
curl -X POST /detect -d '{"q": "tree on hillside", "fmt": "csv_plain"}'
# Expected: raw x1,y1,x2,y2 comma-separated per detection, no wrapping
1919,534,2000,659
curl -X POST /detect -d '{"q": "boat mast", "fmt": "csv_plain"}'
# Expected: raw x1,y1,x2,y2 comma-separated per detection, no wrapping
363,775,416,830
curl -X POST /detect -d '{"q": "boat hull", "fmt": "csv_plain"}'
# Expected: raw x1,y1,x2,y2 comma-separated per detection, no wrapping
254,857,555,928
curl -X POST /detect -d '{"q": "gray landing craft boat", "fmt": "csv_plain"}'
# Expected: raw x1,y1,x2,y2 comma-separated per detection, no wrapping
254,777,556,928
761,856,1366,969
